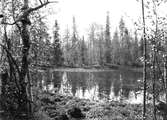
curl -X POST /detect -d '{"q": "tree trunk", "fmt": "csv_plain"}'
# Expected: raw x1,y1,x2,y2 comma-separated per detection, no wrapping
164,55,167,120
141,0,147,120
1,0,56,118
17,0,31,118
165,56,167,104
153,45,157,120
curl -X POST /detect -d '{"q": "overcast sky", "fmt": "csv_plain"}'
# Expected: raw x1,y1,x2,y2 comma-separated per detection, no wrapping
47,0,167,37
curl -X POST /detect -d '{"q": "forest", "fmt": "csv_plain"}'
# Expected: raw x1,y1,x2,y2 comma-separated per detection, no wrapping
0,0,167,120
60,15,141,68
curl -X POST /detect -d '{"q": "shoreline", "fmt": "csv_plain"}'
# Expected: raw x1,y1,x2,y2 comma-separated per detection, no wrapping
32,65,143,73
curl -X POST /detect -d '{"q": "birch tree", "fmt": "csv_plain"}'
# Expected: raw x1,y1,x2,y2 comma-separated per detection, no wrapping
0,0,57,118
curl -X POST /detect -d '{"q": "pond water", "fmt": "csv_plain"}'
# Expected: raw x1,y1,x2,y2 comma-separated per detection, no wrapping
34,69,143,104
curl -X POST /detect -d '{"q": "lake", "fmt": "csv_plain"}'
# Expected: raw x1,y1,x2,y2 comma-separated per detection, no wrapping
33,69,143,104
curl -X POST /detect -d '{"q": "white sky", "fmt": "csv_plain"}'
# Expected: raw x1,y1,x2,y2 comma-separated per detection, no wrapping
46,0,167,37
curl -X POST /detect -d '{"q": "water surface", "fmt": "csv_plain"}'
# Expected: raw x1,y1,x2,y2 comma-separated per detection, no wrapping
34,69,143,104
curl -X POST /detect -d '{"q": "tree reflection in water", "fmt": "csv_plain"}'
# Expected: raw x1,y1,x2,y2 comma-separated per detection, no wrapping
38,70,143,103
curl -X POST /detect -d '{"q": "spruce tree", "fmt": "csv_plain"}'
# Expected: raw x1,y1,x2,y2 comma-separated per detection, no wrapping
80,36,87,66
105,11,112,64
52,20,63,67
112,29,120,64
71,16,79,67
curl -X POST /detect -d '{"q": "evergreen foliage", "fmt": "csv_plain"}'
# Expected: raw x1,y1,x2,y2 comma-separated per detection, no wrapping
52,20,63,67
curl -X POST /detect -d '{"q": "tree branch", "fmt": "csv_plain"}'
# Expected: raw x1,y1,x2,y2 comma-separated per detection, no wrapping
12,0,22,33
30,1,58,12
1,21,16,25
0,44,21,75
1,1,58,25
39,0,43,5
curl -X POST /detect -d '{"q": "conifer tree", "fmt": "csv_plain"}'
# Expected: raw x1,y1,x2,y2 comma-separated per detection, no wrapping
71,16,79,67
111,29,120,64
52,20,63,67
105,12,111,64
80,36,87,66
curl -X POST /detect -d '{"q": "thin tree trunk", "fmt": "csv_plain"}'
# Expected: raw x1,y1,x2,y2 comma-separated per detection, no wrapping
165,56,167,103
141,0,147,119
153,45,157,120
164,56,167,120
153,3,158,119
27,69,33,116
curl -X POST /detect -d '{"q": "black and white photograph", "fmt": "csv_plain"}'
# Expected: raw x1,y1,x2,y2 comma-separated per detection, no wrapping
0,0,167,119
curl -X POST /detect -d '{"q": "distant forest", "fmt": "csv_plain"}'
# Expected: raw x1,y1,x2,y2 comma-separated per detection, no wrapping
29,14,144,68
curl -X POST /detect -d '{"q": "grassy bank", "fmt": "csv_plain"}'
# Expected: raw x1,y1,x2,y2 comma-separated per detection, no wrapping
34,92,153,120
